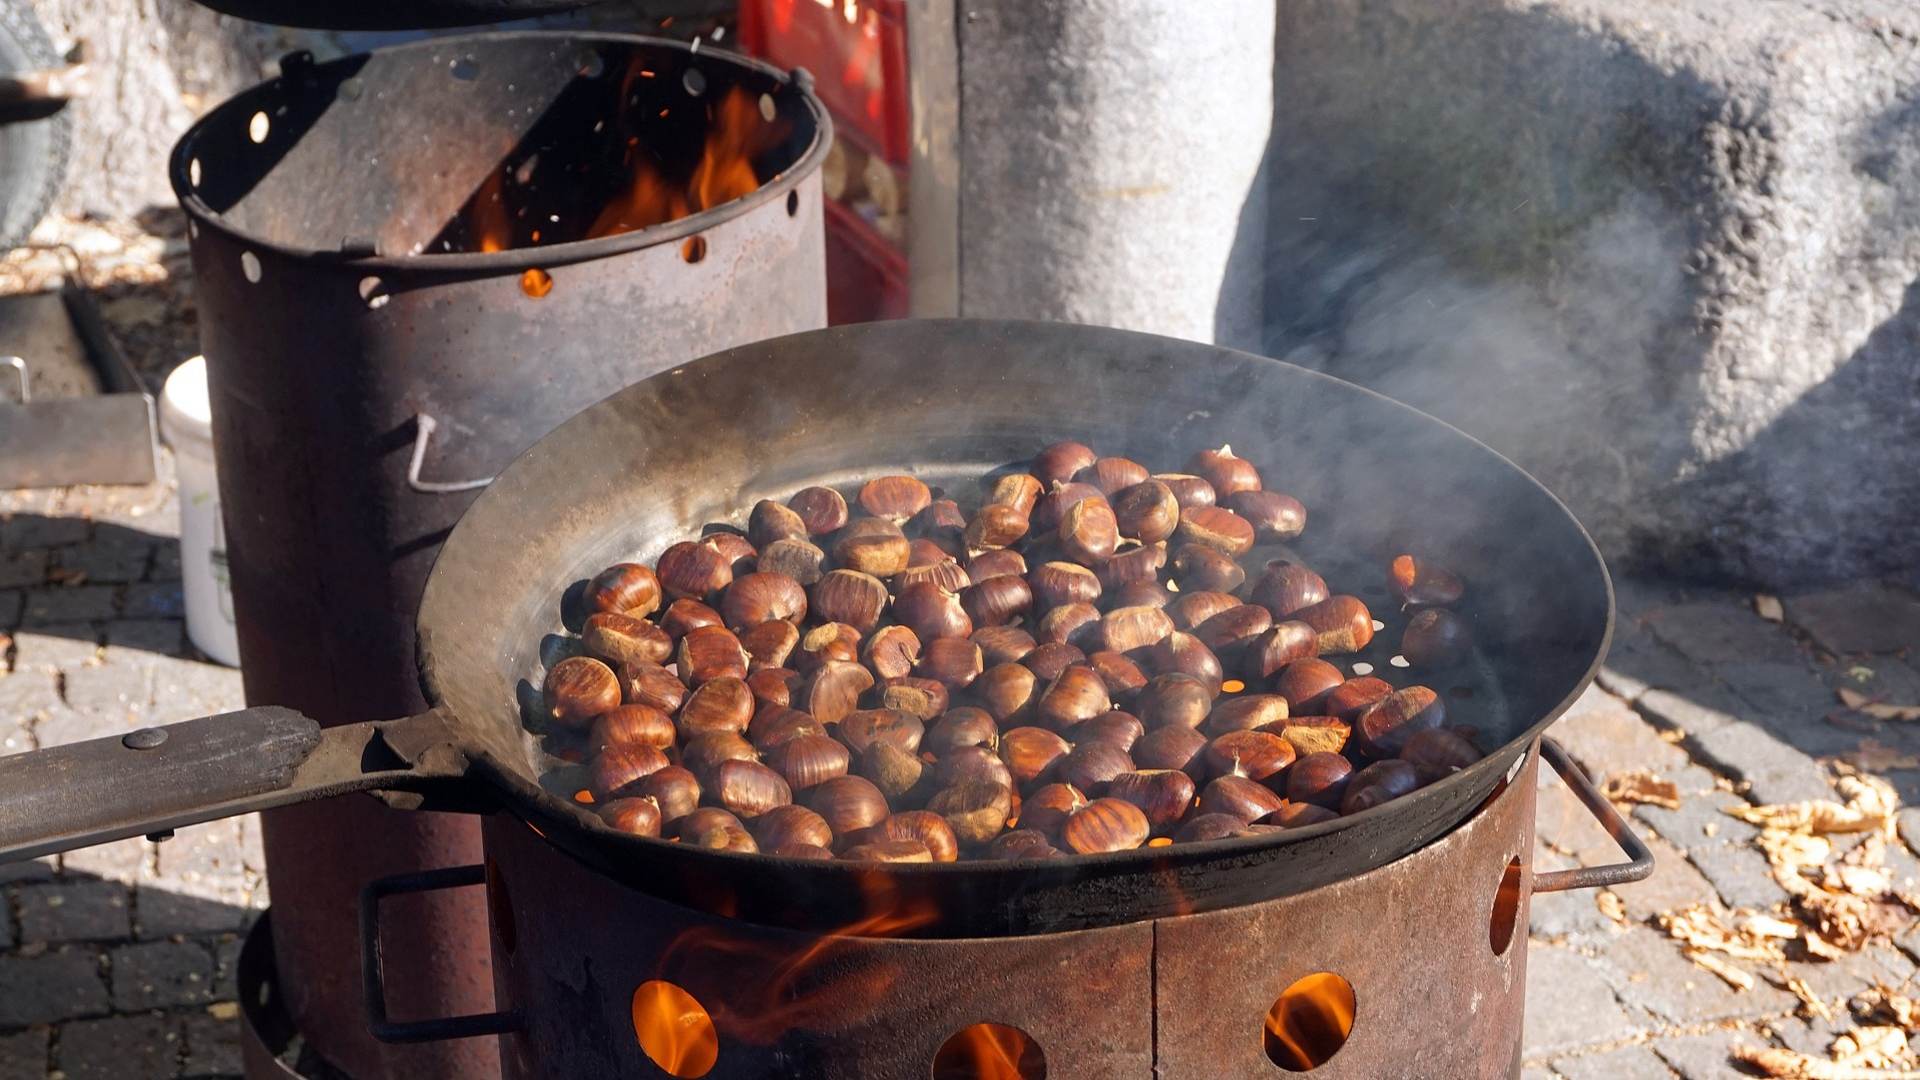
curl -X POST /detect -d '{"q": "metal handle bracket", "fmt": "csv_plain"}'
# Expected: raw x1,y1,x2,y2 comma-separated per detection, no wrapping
361,865,518,1042
406,413,495,494
1533,736,1656,893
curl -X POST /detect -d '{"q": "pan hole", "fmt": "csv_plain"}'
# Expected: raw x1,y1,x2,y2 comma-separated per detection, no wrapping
188,157,201,188
683,68,707,96
787,189,800,216
1264,972,1355,1071
248,111,270,143
520,268,553,298
577,49,605,78
240,252,261,283
1388,655,1410,669
1221,679,1245,694
932,1023,1046,1079
759,92,777,122
450,56,479,80
357,276,389,309
1370,619,1385,632
682,236,708,263
632,980,718,1078
484,859,516,957
1489,855,1523,955
1349,662,1373,676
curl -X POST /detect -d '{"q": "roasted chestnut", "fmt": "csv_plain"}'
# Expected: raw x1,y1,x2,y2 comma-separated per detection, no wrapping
798,660,875,725
1170,544,1246,594
987,829,1064,860
1167,590,1244,632
599,796,662,837
858,475,932,523
1031,441,1099,487
719,571,808,629
1146,632,1224,695
1340,760,1421,815
893,581,973,641
660,597,725,639
987,473,1045,516
912,499,969,539
1353,686,1445,758
1294,595,1375,655
1037,601,1104,650
1028,560,1103,610
656,540,734,602
1016,783,1087,840
631,766,701,825
1401,608,1473,668
1202,694,1291,736
894,559,970,595
1136,673,1214,730
966,548,1029,583
677,676,755,739
589,743,672,799
750,803,833,850
1100,541,1167,589
586,563,663,618
1086,651,1149,702
806,775,892,837
1107,769,1196,834
1325,676,1394,722
1203,730,1295,783
1108,580,1174,610
838,708,925,756
973,625,1038,666
1187,445,1261,497
926,707,1000,754
1111,480,1180,544
747,705,827,751
961,575,1034,628
763,732,851,790
916,638,985,691
1242,621,1317,681
880,676,951,721
1286,751,1354,808
935,745,1016,790
1268,803,1339,828
582,612,672,669
1225,489,1306,540
1398,727,1484,784
680,732,758,785
1272,658,1345,712
1251,560,1330,619
810,570,890,632
756,538,827,585
1054,741,1135,795
676,624,749,686
927,780,1014,845
619,660,689,714
1175,812,1252,843
1131,724,1210,779
1101,605,1176,654
1262,715,1351,757
588,704,677,754
1035,665,1112,730
747,499,809,548
973,662,1039,723
1154,473,1218,509
712,759,792,818
1021,641,1087,682
873,810,961,862
1062,798,1151,853
1192,604,1273,661
1058,497,1120,566
1175,505,1255,557
1070,710,1145,751
788,486,849,535
1077,456,1150,496
794,622,862,672
1196,774,1286,824
832,518,912,578
965,504,1030,551
1388,554,1465,607
544,656,621,730
738,620,800,671
678,807,757,853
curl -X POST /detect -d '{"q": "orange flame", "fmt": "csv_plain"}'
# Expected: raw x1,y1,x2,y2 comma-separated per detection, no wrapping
632,980,720,1079
932,1023,1043,1080
588,84,778,239
652,871,938,1046
469,169,512,254
1265,972,1356,1070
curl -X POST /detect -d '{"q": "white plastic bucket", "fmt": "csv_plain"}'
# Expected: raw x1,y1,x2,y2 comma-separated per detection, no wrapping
159,357,240,667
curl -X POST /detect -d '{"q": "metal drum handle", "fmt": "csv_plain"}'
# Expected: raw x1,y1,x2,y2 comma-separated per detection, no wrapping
360,865,519,1042
1533,737,1656,893
406,413,495,494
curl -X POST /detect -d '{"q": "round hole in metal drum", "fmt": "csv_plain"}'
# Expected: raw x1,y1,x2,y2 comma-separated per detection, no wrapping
1349,662,1373,676
1388,655,1410,669
759,92,777,122
577,49,605,78
631,980,718,1078
682,236,708,263
787,189,800,216
188,157,201,188
520,268,553,298
240,252,261,283
450,55,478,80
484,859,516,957
683,68,707,97
357,276,389,310
1490,856,1523,955
1264,972,1356,1071
931,1023,1046,1080
248,111,270,143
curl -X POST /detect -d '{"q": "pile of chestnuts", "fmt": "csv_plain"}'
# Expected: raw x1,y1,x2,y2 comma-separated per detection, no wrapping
537,440,1484,863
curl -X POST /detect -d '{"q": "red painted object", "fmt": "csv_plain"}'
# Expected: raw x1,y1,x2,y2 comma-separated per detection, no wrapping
741,0,912,323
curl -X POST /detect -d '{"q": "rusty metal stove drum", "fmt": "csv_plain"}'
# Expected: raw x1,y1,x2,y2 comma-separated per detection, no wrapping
0,320,1647,1074
166,31,827,1079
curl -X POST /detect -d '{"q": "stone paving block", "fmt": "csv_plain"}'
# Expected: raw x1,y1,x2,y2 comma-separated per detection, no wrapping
1550,684,1693,779
155,821,255,909
1589,924,1795,1025
1521,944,1642,1057
0,948,109,1027
1831,656,1920,705
145,658,244,727
1551,1045,1675,1080
1634,791,1760,850
60,837,154,883
55,1013,180,1080
110,939,216,1011
20,586,119,625
121,582,186,620
1686,843,1790,911
181,1010,242,1078
1614,836,1718,924
0,551,47,590
57,662,154,726
0,856,56,885
0,590,19,627
1,515,90,549
1536,771,1621,861
1597,622,1708,705
0,668,64,722
104,618,186,659
34,701,143,750
1789,942,1915,1004
1635,687,1745,740
15,881,130,943
1650,1033,1754,1080
0,1028,48,1080
8,625,100,673
212,936,242,1001
1688,721,1832,807
1642,601,1805,667
149,543,182,583
51,535,155,586
136,886,253,939
1529,847,1620,941
1716,660,1849,729
1521,1069,1557,1080
1786,587,1920,655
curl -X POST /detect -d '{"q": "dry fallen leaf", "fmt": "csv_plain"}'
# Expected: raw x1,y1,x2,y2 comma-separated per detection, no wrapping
1689,950,1756,990
1839,687,1920,723
1854,984,1920,1032
1601,768,1683,809
1756,594,1785,622
1733,1026,1915,1077
1596,890,1627,924
1846,740,1920,773
1789,975,1837,1022
1659,903,1788,963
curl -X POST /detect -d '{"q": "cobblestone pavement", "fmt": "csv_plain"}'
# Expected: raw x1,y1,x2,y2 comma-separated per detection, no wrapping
0,458,258,1080
5,461,1920,1077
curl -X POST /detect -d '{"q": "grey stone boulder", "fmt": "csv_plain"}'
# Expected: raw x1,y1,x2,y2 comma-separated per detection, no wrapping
1260,0,1920,587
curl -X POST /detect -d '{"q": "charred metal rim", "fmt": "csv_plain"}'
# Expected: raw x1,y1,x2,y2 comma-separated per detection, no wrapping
167,30,832,274
423,318,1615,896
